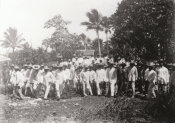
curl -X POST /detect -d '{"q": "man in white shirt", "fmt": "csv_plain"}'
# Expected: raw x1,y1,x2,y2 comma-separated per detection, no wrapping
147,62,157,99
13,66,25,99
24,64,33,96
55,65,65,100
96,64,106,95
157,59,170,93
89,65,96,95
80,66,92,96
109,64,118,97
128,61,138,98
43,66,55,100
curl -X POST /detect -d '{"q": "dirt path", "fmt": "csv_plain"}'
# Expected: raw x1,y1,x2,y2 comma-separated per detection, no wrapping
4,96,114,123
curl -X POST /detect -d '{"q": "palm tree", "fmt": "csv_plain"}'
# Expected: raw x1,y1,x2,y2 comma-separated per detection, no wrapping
1,27,25,53
101,16,112,42
81,9,103,57
79,33,91,50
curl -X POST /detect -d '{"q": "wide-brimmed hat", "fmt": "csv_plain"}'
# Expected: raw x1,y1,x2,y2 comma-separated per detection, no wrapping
23,64,28,67
33,65,40,70
148,62,155,67
158,59,164,63
44,66,50,70
27,64,33,69
14,66,20,70
130,60,135,64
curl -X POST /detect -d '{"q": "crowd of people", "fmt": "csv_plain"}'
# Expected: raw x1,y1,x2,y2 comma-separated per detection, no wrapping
1,55,175,101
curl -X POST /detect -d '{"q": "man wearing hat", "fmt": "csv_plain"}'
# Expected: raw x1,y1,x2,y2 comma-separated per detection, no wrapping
28,65,40,97
54,65,64,100
89,65,97,95
43,66,55,100
13,66,25,99
80,66,93,96
24,64,33,96
96,63,106,95
128,60,138,98
157,59,170,93
147,62,157,99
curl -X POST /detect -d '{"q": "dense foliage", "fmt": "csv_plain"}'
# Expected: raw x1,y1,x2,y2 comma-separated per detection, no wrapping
111,0,175,62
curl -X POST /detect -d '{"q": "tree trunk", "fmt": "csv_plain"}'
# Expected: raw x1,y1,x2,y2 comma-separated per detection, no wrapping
97,31,101,57
106,32,109,55
84,39,87,50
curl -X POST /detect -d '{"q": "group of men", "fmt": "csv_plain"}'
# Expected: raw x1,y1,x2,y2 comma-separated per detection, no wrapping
3,56,175,100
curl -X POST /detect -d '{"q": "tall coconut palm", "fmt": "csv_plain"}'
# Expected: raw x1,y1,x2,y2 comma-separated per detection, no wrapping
1,27,25,53
81,9,103,57
101,16,112,42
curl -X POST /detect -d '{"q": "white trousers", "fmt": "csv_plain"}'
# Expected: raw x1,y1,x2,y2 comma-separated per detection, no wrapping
110,80,116,97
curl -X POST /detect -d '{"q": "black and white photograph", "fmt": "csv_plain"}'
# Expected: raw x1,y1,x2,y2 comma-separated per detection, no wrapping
0,0,175,122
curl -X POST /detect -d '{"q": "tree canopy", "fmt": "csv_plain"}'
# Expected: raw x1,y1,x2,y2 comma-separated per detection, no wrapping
111,0,175,62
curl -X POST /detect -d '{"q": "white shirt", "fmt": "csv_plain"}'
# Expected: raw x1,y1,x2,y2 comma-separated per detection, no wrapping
43,72,55,86
96,69,107,83
144,68,149,81
55,71,65,85
147,70,157,84
128,66,138,81
109,67,117,82
157,66,170,84
89,70,96,82
14,71,25,87
37,69,44,83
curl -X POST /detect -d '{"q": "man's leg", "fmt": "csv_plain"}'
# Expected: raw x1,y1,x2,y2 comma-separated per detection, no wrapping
110,81,116,97
105,82,109,96
131,81,136,98
44,84,51,99
82,82,87,96
55,83,60,100
96,82,101,95
86,83,93,95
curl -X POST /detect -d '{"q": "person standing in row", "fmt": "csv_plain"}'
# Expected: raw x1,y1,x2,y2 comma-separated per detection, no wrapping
147,62,157,99
157,59,170,94
128,61,138,98
43,66,55,100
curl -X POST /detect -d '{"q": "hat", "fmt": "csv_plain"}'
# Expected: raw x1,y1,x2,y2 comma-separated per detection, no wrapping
23,64,28,67
148,62,155,67
33,65,40,70
158,59,164,63
28,64,32,69
14,66,20,70
44,66,49,70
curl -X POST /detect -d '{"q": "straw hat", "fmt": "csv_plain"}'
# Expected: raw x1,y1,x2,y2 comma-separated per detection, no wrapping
28,64,33,69
33,65,40,70
148,62,155,67
44,66,49,70
14,66,20,70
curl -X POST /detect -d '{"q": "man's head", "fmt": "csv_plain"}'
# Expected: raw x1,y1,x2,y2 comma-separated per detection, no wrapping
44,66,50,72
159,59,164,67
148,62,155,70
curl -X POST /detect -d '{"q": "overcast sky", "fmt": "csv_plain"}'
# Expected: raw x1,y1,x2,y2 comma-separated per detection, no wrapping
0,0,122,53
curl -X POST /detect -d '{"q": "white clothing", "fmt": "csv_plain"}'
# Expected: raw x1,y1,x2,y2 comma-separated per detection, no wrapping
128,66,138,81
144,68,149,81
157,66,170,84
89,70,96,82
109,67,117,83
43,72,55,86
96,69,107,83
147,70,157,84
14,71,25,87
